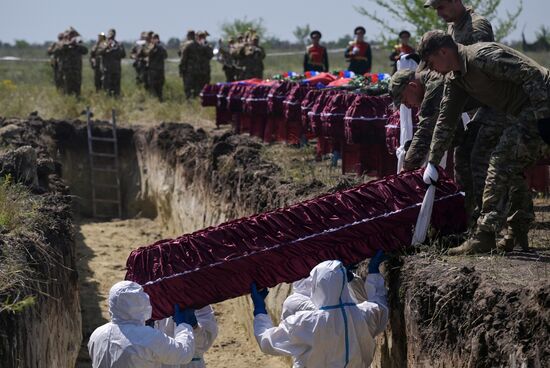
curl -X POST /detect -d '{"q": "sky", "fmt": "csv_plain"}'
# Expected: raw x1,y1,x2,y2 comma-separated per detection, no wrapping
0,0,548,44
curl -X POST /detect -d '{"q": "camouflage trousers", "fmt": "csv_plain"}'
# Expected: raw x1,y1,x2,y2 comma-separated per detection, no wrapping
477,119,542,233
453,119,478,224
148,69,164,101
62,68,82,96
53,65,63,90
103,71,121,96
183,73,201,99
93,68,102,91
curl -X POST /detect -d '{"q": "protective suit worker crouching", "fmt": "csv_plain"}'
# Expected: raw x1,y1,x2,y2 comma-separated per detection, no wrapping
88,281,196,368
155,305,218,368
251,253,388,367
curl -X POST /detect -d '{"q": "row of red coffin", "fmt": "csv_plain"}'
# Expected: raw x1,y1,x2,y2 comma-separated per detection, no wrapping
200,81,549,192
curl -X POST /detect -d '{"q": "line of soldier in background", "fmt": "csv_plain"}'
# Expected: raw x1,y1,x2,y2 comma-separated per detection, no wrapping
47,27,88,97
89,29,126,96
130,31,168,101
216,30,266,83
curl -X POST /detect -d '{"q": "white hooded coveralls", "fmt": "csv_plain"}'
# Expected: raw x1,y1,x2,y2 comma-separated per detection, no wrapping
254,260,388,367
88,281,195,368
156,305,218,368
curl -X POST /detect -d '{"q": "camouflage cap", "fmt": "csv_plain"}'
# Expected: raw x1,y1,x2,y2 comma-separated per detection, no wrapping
388,69,416,105
107,28,116,37
423,0,445,8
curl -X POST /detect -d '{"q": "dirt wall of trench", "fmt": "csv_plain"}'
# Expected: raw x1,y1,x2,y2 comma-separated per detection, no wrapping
0,118,82,368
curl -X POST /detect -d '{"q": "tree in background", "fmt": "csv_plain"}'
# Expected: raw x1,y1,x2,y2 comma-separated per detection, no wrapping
293,24,311,46
220,17,267,39
355,0,522,42
167,37,180,49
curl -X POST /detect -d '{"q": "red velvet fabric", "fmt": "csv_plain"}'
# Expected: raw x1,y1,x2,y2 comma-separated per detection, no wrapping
526,165,549,193
308,90,339,136
215,84,233,127
200,83,221,107
300,89,325,133
125,170,466,320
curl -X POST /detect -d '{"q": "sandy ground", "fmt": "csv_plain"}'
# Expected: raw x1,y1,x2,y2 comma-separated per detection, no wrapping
75,217,287,368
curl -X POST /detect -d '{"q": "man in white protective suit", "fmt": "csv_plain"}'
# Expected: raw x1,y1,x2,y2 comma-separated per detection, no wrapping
251,252,388,367
281,266,369,321
155,305,218,368
88,281,197,368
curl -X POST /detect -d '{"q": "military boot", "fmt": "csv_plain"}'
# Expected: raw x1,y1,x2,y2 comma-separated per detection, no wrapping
447,230,496,256
497,228,529,252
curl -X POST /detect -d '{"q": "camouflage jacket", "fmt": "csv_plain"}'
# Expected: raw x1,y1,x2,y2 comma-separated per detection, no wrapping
97,40,126,73
448,7,494,45
47,41,61,66
89,42,103,70
55,40,88,71
144,43,167,71
199,43,214,73
428,43,550,164
179,40,202,74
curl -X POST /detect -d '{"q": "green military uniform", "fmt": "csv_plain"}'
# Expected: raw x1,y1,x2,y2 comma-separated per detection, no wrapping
428,42,548,249
98,30,126,96
240,38,265,79
47,34,64,90
197,36,214,93
144,37,167,101
389,70,468,171
447,7,513,227
179,34,203,99
90,34,105,92
219,39,238,82
55,33,88,96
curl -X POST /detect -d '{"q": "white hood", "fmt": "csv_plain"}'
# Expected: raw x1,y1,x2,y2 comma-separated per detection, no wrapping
109,281,152,325
310,260,354,309
292,276,312,297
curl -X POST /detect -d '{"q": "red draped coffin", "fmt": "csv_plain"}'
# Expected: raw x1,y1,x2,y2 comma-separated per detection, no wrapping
125,170,466,320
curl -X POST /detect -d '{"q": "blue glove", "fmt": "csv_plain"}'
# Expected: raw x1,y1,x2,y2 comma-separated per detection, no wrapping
250,282,268,316
368,250,386,274
173,304,197,327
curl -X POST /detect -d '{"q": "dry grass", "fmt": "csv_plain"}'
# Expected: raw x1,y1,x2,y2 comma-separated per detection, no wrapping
0,175,44,313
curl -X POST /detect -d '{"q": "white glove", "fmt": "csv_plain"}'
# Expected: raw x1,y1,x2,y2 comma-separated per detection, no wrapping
423,163,439,185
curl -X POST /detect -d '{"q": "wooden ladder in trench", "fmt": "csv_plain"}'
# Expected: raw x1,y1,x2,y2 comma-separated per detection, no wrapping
86,107,122,218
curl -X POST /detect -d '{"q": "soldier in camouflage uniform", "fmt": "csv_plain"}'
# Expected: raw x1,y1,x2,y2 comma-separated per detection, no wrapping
130,31,150,88
389,69,471,170
218,37,239,82
97,29,126,96
55,28,88,96
425,0,534,251
179,30,202,99
90,33,106,92
197,31,214,92
47,33,64,90
418,30,549,254
144,33,167,101
240,35,265,79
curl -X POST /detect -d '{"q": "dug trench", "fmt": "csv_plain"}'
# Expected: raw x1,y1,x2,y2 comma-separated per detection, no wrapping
0,116,548,367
